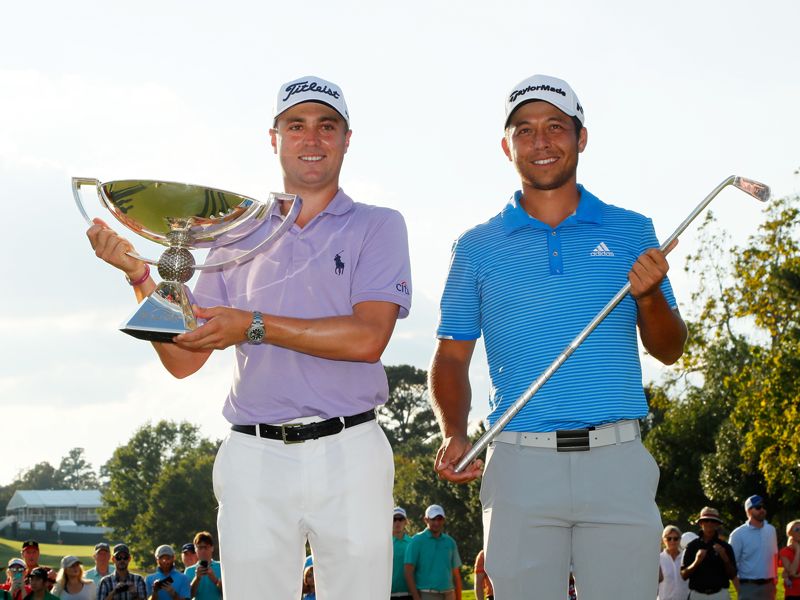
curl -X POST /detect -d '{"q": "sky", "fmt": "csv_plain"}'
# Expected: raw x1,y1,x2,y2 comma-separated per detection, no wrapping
1,0,798,486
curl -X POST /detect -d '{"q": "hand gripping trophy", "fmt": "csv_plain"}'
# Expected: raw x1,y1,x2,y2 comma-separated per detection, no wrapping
72,177,300,341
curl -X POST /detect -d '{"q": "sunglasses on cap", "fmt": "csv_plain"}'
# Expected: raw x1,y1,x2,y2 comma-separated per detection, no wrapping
393,516,406,522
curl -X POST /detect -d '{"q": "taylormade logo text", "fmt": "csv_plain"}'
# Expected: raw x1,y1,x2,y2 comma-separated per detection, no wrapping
509,84,566,103
283,81,341,102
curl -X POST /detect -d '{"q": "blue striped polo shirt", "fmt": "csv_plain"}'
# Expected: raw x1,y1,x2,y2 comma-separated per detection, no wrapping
437,185,677,432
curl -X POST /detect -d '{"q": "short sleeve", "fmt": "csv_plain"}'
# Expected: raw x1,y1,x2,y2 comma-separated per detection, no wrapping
404,538,419,565
681,542,696,569
350,209,412,319
452,541,462,570
474,550,485,573
437,237,481,340
639,218,677,309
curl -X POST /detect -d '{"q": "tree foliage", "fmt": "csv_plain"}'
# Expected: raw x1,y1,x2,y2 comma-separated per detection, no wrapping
383,365,484,576
58,447,100,490
644,194,800,528
100,421,219,565
378,365,438,449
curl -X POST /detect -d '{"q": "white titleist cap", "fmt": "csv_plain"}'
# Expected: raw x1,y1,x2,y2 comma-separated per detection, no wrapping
273,75,350,128
505,74,584,127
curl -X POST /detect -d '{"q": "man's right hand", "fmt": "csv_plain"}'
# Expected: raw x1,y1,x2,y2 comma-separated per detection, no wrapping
87,217,147,281
434,435,484,483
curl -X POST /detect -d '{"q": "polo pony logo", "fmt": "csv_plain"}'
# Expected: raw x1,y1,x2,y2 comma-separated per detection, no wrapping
334,252,345,275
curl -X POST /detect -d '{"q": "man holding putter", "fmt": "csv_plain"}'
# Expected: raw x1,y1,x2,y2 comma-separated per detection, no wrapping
430,74,687,599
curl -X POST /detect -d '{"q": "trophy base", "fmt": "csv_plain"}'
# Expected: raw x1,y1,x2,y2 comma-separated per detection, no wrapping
119,281,198,343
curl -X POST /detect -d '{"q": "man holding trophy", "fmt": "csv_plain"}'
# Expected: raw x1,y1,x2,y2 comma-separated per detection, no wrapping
87,76,412,599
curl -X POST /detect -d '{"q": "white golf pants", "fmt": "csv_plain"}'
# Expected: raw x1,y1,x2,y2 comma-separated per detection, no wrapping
213,419,394,599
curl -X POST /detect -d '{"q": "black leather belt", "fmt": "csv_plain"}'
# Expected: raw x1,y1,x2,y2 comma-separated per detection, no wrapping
691,587,722,595
231,409,376,444
739,578,774,585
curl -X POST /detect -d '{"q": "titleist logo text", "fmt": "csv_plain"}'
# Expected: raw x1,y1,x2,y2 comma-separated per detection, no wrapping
283,81,341,102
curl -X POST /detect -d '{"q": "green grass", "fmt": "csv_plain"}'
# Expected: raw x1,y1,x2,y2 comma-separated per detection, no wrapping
0,536,95,571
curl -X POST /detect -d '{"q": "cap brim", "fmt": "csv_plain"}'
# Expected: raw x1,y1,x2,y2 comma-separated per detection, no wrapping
505,98,583,129
273,100,348,127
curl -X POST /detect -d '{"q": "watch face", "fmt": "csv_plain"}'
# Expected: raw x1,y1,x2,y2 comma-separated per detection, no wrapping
247,312,264,344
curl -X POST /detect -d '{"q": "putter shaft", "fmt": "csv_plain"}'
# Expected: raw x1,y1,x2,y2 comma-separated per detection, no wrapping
454,175,769,473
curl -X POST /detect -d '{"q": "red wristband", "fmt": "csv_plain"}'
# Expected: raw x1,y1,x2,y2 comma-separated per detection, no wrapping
126,263,151,286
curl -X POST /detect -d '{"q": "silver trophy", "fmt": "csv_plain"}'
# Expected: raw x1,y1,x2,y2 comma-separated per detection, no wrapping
72,177,301,342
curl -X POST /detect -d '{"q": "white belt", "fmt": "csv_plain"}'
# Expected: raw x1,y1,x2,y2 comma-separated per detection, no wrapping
494,419,640,452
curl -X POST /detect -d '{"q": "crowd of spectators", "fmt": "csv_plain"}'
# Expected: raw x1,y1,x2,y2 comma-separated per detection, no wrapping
0,532,221,600
3,491,797,599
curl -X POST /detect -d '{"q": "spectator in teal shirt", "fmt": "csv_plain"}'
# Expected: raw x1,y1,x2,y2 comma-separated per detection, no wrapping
404,505,462,600
392,507,413,599
184,532,222,600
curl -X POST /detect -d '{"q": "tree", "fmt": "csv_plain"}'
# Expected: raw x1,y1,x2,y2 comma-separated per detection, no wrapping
58,448,100,490
100,421,216,547
15,462,63,490
644,194,800,526
385,365,485,577
131,441,219,566
378,365,438,449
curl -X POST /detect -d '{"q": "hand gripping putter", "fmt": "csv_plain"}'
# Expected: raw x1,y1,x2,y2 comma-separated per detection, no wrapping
454,176,770,473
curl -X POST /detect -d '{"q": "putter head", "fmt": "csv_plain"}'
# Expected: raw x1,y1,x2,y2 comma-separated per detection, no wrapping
733,176,770,202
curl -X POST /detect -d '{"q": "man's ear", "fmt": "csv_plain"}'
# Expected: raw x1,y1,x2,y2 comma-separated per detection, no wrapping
344,129,352,153
269,128,278,154
501,135,512,161
578,126,588,153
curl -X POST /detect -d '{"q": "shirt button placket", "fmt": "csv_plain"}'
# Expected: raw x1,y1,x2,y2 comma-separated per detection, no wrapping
548,229,563,275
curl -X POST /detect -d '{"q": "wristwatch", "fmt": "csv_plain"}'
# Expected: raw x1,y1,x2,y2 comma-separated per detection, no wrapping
245,311,265,345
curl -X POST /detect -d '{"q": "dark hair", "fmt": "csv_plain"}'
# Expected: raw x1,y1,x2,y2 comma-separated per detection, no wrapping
571,116,584,141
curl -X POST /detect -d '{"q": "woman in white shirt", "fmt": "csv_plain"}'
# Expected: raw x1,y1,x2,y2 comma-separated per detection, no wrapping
658,525,690,600
51,556,96,600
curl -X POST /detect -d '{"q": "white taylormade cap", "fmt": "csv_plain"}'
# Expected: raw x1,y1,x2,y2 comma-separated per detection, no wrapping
273,75,350,128
505,74,585,127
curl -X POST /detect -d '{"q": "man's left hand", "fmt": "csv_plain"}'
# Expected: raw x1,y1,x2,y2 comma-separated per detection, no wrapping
628,239,677,300
174,305,252,350
434,435,484,483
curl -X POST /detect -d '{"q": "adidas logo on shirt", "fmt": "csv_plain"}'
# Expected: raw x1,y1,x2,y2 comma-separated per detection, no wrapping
590,242,615,257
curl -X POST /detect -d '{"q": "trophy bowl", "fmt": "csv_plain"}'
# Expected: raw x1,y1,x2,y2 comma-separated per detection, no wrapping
73,177,301,342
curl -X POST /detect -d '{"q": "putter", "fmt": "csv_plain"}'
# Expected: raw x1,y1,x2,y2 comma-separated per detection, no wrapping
454,175,770,473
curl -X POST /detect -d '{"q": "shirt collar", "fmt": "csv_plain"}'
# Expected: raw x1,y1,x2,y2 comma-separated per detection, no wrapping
321,188,354,215
270,188,354,219
501,184,603,234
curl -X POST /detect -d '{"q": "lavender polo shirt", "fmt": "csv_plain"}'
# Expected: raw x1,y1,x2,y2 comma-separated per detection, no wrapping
192,188,412,425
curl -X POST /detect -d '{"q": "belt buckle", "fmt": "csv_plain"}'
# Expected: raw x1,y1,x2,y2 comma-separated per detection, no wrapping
556,428,591,452
280,423,306,444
